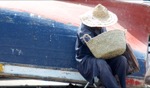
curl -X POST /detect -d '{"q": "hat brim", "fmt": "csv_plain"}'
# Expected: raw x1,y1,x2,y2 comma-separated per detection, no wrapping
80,11,118,27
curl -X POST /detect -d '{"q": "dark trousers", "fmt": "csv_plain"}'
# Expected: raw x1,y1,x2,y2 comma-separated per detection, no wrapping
97,55,128,88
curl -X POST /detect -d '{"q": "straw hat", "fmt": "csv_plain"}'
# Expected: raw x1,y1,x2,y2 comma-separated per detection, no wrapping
80,4,118,27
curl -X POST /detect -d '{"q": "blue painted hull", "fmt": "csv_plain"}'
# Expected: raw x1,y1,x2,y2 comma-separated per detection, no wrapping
0,8,77,69
0,8,146,82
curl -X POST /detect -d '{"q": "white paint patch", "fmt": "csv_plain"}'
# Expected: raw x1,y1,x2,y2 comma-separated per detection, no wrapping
38,15,41,18
16,49,23,55
0,64,88,86
3,64,85,81
11,48,23,55
49,35,52,42
14,13,17,16
0,79,69,86
30,13,35,17
52,23,55,27
11,48,15,54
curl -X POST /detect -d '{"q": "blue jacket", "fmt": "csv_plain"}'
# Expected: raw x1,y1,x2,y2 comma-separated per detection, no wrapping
75,23,106,62
75,23,107,83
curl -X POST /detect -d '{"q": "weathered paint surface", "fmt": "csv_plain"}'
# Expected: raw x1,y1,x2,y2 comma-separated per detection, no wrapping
126,78,144,87
0,8,146,74
0,8,77,69
0,1,149,53
0,79,69,86
0,8,146,87
0,1,149,87
0,63,85,83
0,64,3,72
0,63,145,87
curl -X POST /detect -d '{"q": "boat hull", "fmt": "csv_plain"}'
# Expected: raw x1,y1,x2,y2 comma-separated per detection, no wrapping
0,1,149,87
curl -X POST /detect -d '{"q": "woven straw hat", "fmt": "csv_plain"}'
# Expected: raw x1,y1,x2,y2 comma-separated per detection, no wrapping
80,4,118,27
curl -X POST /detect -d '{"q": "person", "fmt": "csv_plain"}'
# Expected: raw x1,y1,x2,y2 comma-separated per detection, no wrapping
75,4,129,88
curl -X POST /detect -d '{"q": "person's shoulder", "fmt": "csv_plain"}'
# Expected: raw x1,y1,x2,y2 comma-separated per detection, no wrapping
79,23,91,31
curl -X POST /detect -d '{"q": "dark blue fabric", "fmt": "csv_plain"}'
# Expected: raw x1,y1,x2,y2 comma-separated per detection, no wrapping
75,24,128,88
106,55,128,88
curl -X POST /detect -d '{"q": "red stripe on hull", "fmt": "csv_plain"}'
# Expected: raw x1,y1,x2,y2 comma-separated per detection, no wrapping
0,1,149,87
0,1,149,53
126,78,144,87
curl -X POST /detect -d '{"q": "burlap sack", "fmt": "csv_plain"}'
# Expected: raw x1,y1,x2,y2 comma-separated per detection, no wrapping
83,30,126,59
123,43,140,74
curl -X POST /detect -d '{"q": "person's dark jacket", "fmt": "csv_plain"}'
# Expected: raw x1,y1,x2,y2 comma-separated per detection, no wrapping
75,23,106,62
75,23,106,83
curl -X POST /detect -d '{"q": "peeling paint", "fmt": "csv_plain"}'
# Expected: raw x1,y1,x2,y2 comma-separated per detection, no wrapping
16,49,23,55
49,35,52,42
11,48,23,55
11,48,15,55
52,23,55,27
38,15,41,18
30,13,34,17
0,64,3,72
126,78,144,87
0,2,149,86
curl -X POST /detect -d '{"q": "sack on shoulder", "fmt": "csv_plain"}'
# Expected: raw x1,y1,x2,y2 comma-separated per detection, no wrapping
123,43,140,75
